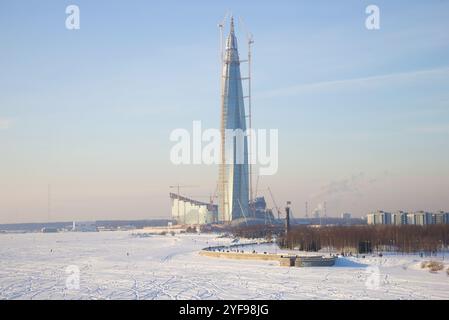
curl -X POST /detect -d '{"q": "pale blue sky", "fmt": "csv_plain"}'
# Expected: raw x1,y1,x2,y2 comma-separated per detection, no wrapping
1,0,449,223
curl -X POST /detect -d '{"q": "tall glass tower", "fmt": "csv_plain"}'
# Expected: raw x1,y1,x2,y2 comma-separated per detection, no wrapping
218,17,250,222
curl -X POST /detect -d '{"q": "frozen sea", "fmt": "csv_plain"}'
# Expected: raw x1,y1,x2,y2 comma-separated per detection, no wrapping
1,231,448,300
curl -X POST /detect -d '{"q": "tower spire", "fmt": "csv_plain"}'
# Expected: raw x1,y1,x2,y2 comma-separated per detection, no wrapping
226,16,238,52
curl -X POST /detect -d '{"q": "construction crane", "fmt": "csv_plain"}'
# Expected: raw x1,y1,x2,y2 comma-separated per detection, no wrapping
191,184,219,205
188,194,218,205
169,184,199,194
239,16,255,206
169,185,199,224
217,11,231,64
267,187,282,220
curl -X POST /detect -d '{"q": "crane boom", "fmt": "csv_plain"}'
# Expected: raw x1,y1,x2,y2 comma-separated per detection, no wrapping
267,187,282,220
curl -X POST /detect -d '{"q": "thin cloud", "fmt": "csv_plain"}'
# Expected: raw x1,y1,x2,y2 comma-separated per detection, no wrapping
412,125,449,134
259,66,449,98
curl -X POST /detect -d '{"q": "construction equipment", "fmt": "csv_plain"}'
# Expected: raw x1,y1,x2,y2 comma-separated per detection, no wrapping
267,187,282,220
239,16,255,206
189,184,219,210
188,194,218,205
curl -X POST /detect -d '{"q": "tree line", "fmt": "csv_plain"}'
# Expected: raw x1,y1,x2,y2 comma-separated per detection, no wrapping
233,224,449,253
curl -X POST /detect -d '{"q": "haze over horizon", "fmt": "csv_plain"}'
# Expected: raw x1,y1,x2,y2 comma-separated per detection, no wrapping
1,0,449,224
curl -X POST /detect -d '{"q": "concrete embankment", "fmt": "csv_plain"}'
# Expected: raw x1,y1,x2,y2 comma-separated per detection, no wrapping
199,243,337,267
199,249,281,261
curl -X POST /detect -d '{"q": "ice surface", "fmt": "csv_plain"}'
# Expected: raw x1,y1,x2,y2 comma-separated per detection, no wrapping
0,231,448,300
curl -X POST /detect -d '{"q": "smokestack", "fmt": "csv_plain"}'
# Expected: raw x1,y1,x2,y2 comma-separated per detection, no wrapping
285,201,291,247
305,201,308,218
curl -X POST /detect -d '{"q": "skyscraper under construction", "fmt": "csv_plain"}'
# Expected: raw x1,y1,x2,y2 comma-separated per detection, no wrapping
170,17,274,225
218,17,250,222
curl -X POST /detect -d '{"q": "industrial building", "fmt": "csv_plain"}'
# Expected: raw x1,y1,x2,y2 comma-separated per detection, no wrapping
72,221,98,232
170,193,218,225
341,213,352,221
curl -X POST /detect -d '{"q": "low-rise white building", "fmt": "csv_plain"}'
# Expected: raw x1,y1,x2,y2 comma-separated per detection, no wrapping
170,193,218,225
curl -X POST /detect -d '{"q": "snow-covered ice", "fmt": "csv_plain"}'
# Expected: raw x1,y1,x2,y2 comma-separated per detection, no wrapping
0,231,448,300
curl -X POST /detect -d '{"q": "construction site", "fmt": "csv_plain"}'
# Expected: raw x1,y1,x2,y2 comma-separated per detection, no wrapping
169,16,277,227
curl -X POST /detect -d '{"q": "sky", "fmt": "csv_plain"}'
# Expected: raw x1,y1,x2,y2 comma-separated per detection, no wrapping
1,0,449,223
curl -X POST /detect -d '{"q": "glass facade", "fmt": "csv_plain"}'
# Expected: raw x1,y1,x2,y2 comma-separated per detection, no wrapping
218,18,250,222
